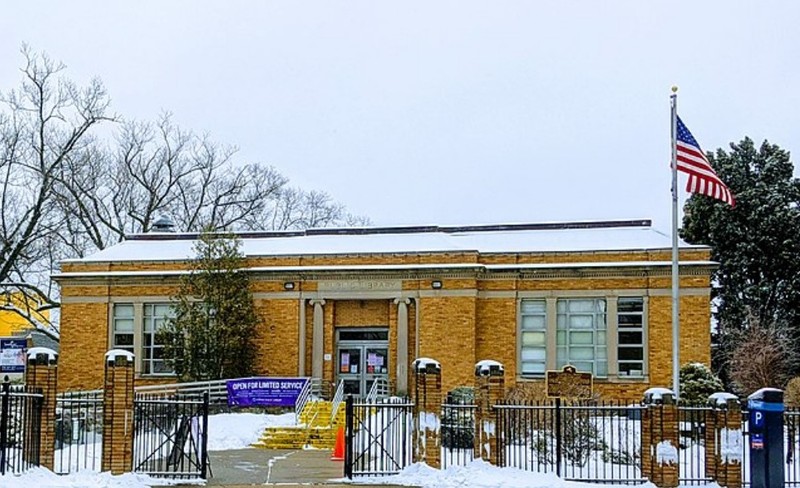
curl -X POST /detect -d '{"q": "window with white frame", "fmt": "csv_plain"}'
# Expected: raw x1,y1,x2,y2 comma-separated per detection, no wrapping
112,304,135,355
143,303,174,375
111,302,176,376
556,298,608,377
617,297,645,377
519,299,547,375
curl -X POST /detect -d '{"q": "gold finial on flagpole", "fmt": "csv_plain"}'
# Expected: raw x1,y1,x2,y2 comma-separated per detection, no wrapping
671,85,679,93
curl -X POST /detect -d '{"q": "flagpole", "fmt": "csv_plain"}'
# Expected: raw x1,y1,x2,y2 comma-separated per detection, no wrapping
670,86,680,399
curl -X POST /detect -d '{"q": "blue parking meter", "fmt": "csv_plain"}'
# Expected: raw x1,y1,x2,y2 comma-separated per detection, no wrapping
747,388,784,488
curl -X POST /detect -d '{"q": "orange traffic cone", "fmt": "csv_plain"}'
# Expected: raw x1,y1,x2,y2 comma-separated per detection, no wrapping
331,426,345,461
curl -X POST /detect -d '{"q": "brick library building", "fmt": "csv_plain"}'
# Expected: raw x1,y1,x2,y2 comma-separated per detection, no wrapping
54,219,713,400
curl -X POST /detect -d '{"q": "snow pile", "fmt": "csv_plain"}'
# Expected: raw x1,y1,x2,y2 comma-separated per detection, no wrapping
348,459,658,488
0,467,202,488
720,428,743,464
655,440,678,465
207,412,295,451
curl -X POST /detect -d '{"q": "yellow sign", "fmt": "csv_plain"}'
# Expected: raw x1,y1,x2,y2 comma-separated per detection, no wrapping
545,365,593,399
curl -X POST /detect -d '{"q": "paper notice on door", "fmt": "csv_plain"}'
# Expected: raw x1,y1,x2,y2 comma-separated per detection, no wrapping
340,352,350,373
368,353,379,366
350,364,358,374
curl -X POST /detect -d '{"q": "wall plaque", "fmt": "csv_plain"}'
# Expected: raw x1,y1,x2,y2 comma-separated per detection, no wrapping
317,280,402,292
546,365,593,399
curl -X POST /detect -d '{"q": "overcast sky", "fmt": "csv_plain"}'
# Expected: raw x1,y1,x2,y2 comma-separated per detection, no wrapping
2,1,798,232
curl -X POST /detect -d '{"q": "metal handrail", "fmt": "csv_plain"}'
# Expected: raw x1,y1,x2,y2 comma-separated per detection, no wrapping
365,377,389,403
329,379,344,425
134,378,230,403
295,377,321,424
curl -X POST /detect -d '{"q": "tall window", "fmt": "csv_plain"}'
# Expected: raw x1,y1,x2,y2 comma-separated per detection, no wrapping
617,298,645,377
143,304,174,375
519,300,547,375
556,298,607,377
112,304,135,355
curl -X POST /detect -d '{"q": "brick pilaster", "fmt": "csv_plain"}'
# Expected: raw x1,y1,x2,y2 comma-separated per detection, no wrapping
706,393,742,488
642,388,679,488
24,347,58,470
412,357,441,468
101,349,135,475
474,360,504,465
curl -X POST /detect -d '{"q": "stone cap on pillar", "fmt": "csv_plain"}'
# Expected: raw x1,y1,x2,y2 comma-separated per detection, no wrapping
412,357,441,375
708,392,740,409
105,349,135,367
27,347,58,366
475,359,504,377
643,387,675,405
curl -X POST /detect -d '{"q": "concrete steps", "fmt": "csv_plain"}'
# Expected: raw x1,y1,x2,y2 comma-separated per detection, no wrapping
253,400,345,449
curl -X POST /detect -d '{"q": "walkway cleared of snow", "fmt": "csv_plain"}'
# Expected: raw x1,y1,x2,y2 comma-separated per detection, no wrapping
0,467,203,488
207,411,295,451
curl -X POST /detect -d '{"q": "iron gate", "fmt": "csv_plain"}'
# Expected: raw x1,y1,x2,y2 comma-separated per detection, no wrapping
344,396,413,477
133,392,209,479
0,381,43,475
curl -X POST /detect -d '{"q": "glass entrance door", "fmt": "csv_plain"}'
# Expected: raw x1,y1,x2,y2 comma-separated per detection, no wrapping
336,329,389,398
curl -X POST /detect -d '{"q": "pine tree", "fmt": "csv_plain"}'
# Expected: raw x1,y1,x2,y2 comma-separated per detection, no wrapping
679,362,724,405
160,232,260,381
681,137,800,382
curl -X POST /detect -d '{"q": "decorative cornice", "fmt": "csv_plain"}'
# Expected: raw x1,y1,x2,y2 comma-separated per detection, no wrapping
54,261,716,286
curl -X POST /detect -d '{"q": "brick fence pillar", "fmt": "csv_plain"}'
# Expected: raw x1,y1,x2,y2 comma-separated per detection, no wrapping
642,388,679,488
474,360,504,465
24,347,58,470
102,349,135,475
412,357,441,468
706,393,742,488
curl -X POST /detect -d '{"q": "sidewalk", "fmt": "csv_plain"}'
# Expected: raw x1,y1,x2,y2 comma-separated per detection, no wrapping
178,448,414,487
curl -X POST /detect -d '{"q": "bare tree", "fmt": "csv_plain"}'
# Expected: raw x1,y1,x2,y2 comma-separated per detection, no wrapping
0,45,112,281
2,47,369,335
728,315,797,395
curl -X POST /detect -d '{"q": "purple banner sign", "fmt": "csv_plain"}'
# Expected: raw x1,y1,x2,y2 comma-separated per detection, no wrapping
226,378,309,407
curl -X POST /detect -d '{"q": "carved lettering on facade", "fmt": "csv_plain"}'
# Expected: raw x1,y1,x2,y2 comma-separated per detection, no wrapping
317,280,402,292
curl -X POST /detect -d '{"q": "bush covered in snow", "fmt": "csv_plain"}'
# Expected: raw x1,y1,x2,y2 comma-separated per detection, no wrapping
680,362,724,405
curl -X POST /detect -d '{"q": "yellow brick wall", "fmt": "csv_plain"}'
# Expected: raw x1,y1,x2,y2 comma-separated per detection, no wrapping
648,295,711,387
59,301,109,391
333,300,389,326
476,298,517,378
253,299,299,376
56,247,712,397
419,295,477,393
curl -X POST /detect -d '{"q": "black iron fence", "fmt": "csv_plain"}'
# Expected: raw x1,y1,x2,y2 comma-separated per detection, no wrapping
441,400,476,468
344,396,413,478
495,400,645,484
676,405,712,486
0,381,43,475
784,408,800,486
54,390,103,474
133,392,209,479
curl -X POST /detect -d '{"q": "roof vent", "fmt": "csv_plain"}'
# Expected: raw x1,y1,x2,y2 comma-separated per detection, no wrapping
151,215,176,233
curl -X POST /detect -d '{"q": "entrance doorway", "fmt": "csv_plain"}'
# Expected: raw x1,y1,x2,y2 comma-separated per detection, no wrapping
336,328,389,398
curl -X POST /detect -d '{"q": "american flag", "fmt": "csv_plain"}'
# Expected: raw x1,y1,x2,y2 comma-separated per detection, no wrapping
675,116,735,206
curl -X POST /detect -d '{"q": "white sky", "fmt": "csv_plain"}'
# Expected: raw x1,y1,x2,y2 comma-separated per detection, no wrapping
2,1,798,232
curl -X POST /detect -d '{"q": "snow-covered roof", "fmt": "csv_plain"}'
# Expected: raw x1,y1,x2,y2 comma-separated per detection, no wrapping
63,219,705,263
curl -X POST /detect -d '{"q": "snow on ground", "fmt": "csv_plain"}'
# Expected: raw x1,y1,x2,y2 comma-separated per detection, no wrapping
0,467,203,488
206,411,295,451
347,460,718,488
